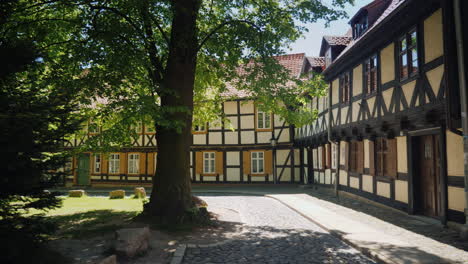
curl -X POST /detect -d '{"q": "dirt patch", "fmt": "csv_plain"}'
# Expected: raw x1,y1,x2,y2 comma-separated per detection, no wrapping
48,206,244,264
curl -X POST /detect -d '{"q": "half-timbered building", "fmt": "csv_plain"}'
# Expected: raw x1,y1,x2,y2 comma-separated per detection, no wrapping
296,0,467,224
64,53,313,186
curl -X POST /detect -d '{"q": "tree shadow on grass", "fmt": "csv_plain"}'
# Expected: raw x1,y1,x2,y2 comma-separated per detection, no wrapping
46,209,139,239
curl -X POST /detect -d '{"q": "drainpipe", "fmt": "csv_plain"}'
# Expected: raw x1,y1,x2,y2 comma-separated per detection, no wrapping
328,86,339,197
453,0,468,229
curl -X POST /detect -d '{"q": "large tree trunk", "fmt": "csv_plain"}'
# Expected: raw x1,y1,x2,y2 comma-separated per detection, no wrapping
144,0,202,222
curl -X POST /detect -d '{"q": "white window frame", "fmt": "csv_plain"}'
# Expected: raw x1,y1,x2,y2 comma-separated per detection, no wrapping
256,110,271,129
203,152,216,174
318,147,323,170
109,153,120,174
332,144,337,169
251,151,265,174
193,124,206,133
128,153,140,174
94,154,101,173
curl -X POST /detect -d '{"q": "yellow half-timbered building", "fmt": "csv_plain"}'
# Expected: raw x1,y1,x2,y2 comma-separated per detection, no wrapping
296,0,467,224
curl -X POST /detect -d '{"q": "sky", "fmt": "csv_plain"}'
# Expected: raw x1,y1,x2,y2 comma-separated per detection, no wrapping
288,0,373,57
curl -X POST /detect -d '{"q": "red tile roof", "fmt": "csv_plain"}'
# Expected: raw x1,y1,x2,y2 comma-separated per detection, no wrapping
323,35,352,46
221,53,307,98
306,57,325,67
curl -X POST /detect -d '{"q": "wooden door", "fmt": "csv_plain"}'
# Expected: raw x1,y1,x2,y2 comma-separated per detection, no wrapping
419,135,438,217
77,153,90,185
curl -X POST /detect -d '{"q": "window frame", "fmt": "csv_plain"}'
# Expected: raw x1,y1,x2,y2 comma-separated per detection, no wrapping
256,109,272,131
339,72,351,104
203,152,216,174
192,123,207,134
127,153,140,174
398,28,419,80
64,158,73,174
375,138,388,177
93,154,101,174
108,153,120,174
251,151,265,174
145,122,156,134
364,54,378,94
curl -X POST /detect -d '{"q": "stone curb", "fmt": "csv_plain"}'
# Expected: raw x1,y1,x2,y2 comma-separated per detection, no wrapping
265,194,394,264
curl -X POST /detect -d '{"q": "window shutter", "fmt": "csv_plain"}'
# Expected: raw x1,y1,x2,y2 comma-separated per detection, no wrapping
243,151,250,175
357,141,364,174
387,139,397,178
148,153,154,175
369,141,375,176
101,155,108,174
216,151,224,174
120,153,126,174
140,153,146,175
344,142,349,170
195,152,203,174
321,147,326,169
265,150,273,174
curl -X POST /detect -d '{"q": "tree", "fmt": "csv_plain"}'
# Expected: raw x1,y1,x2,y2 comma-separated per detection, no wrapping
0,1,84,262
6,0,352,222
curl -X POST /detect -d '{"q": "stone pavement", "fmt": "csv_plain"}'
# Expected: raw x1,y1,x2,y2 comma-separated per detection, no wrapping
182,195,375,264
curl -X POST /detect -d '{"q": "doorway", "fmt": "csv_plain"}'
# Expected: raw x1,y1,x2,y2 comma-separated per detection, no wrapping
77,153,90,185
415,135,441,217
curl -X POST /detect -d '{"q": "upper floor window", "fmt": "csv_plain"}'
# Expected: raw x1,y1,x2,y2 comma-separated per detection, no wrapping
352,15,368,39
364,55,378,93
256,110,271,130
88,121,100,134
339,72,351,103
203,152,215,174
145,121,155,133
193,124,207,134
132,121,142,134
399,29,418,79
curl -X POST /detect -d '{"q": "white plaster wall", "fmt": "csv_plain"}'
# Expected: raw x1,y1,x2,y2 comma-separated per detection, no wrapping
240,100,254,114
190,152,193,165
257,131,271,144
241,115,254,129
277,128,290,143
209,132,222,145
225,132,238,144
395,180,408,203
211,118,223,129
339,170,347,186
377,182,391,198
448,186,466,212
295,168,300,181
325,169,331,184
224,101,237,115
226,168,240,181
240,131,255,144
226,151,240,165
314,172,320,182
203,175,217,182
294,149,300,165
193,134,206,145
350,176,359,189
274,114,283,127
277,149,290,165
226,116,238,130
279,168,291,182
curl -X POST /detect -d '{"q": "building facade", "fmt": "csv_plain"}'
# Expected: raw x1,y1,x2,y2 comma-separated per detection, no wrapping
295,0,467,224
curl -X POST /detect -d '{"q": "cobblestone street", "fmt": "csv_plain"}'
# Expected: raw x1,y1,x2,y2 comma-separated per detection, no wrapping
182,195,375,264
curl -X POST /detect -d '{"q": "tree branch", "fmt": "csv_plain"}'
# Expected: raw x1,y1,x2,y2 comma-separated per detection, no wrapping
196,19,262,53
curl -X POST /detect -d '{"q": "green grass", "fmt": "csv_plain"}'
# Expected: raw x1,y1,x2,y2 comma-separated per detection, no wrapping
43,197,144,239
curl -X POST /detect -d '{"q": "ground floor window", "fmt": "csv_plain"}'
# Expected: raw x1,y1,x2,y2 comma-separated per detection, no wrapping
203,152,215,174
375,138,397,177
65,158,72,174
251,151,264,174
94,154,101,173
128,153,140,174
349,141,364,173
109,153,120,174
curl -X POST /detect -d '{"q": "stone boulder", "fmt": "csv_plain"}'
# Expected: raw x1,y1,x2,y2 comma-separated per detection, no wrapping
134,187,146,199
109,190,125,199
97,255,117,264
69,190,85,197
114,227,150,258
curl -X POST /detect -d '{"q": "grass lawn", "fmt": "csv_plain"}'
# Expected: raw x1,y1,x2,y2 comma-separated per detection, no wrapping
43,196,144,239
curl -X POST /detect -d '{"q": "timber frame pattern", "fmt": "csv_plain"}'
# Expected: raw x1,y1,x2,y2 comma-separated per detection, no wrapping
295,0,466,224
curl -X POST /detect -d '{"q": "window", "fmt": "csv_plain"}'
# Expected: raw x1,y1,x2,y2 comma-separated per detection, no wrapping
128,153,139,174
203,152,216,174
340,72,351,103
364,55,378,93
352,15,368,39
331,144,337,169
132,122,142,134
94,154,101,173
251,151,264,174
325,48,332,68
349,141,364,173
88,122,99,134
109,153,120,174
256,110,271,130
193,124,207,133
399,29,418,79
375,138,397,177
65,158,72,173
324,144,331,169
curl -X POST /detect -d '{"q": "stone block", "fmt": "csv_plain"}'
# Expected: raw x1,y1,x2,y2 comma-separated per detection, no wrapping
68,190,85,197
109,190,125,199
114,227,150,258
134,187,146,199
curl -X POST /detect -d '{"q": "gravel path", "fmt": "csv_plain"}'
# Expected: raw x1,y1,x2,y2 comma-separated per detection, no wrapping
182,195,375,264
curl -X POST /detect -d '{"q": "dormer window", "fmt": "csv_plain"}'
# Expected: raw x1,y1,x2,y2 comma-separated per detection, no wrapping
352,15,368,39
325,48,332,68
